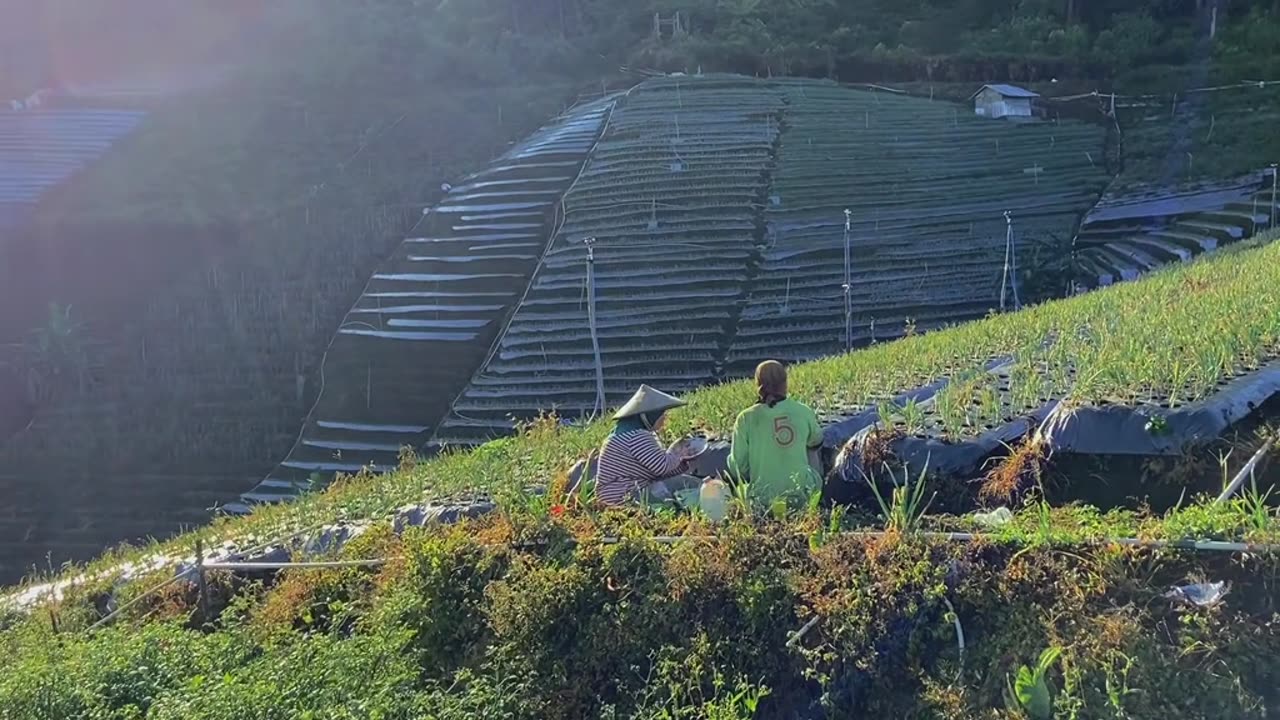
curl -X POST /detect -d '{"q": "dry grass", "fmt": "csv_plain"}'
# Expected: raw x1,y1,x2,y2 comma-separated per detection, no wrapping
981,437,1048,505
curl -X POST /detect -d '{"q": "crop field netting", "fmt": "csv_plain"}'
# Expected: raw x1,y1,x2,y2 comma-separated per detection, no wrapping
230,97,616,510
1076,173,1275,289
428,76,1110,448
727,81,1109,373
433,75,787,447
815,242,1280,503
0,109,145,206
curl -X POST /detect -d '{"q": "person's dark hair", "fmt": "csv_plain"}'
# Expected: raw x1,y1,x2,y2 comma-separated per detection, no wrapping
755,360,787,407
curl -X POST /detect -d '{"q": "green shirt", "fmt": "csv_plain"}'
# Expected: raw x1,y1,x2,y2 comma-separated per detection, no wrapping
728,397,823,505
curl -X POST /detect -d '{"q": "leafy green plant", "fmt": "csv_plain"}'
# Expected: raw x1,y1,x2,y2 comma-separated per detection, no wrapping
805,487,823,518
900,397,926,435
575,465,598,510
731,480,754,517
979,386,1003,427
1238,477,1276,533
935,386,968,440
808,504,847,551
1144,414,1170,436
1011,364,1048,411
865,460,935,533
1103,651,1138,718
1004,646,1063,720
876,399,900,431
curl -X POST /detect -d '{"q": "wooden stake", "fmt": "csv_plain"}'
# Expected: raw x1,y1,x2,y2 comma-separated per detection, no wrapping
195,538,209,623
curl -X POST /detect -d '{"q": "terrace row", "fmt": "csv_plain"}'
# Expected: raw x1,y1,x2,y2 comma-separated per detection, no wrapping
729,82,1108,371
230,97,616,508
0,109,145,204
430,77,1109,447
432,76,784,445
1076,173,1276,287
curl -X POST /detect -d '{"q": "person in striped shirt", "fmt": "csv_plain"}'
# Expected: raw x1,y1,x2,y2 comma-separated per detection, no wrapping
596,385,703,506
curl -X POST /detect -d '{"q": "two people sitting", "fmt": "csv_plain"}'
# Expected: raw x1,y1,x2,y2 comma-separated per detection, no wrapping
595,360,823,508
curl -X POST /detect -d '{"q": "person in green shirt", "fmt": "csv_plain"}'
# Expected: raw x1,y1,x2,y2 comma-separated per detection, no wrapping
728,360,824,506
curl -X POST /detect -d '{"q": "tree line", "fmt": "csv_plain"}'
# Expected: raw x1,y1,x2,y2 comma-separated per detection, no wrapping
408,0,1280,86
7,0,1280,96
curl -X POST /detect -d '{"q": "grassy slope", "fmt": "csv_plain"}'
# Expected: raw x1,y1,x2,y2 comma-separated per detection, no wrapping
1117,83,1280,186
8,230,1273,594
2,96,1280,720
297,232,1280,517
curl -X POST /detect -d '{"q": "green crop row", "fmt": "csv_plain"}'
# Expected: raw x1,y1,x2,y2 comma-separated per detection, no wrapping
10,231,1274,593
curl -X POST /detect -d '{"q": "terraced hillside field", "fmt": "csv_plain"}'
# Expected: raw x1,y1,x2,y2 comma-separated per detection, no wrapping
232,99,615,506
1075,174,1274,288
432,75,1108,447
0,108,145,303
1067,83,1280,288
729,80,1106,372
5,234,1280,720
434,76,786,446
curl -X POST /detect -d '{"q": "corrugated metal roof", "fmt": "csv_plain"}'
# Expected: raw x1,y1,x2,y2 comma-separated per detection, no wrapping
972,84,1040,99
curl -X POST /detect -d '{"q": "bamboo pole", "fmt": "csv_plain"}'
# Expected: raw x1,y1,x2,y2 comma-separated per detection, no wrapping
1215,441,1274,504
86,568,196,633
195,538,209,622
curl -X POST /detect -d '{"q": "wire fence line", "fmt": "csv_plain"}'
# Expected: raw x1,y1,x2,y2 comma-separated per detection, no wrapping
1045,79,1280,106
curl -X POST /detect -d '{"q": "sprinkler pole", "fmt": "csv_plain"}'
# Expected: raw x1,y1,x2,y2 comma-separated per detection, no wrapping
1000,211,1013,312
1271,164,1277,230
585,237,606,417
843,209,853,351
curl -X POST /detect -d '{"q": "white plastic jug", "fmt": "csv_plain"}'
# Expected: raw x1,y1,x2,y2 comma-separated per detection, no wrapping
699,477,729,523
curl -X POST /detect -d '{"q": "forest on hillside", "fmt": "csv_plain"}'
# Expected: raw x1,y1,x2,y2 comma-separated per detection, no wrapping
8,0,1280,97
367,0,1280,85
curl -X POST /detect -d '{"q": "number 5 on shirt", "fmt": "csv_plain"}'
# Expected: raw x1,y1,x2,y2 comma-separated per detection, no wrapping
773,416,795,447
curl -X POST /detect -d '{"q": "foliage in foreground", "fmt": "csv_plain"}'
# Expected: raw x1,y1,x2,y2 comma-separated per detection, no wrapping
2,510,1277,720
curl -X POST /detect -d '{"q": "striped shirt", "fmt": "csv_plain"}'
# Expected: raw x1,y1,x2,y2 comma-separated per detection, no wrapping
596,429,687,506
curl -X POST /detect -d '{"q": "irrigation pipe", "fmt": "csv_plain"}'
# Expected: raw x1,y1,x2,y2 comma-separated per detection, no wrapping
1215,441,1274,504
1000,211,1013,311
202,559,389,571
584,236,606,417
1044,80,1280,104
65,528,1279,626
182,532,1280,574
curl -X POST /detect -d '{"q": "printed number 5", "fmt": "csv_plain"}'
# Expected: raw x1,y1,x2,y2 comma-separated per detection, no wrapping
773,417,795,447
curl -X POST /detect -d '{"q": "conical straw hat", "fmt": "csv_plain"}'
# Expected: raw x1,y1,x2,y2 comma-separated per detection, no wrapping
613,384,686,420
